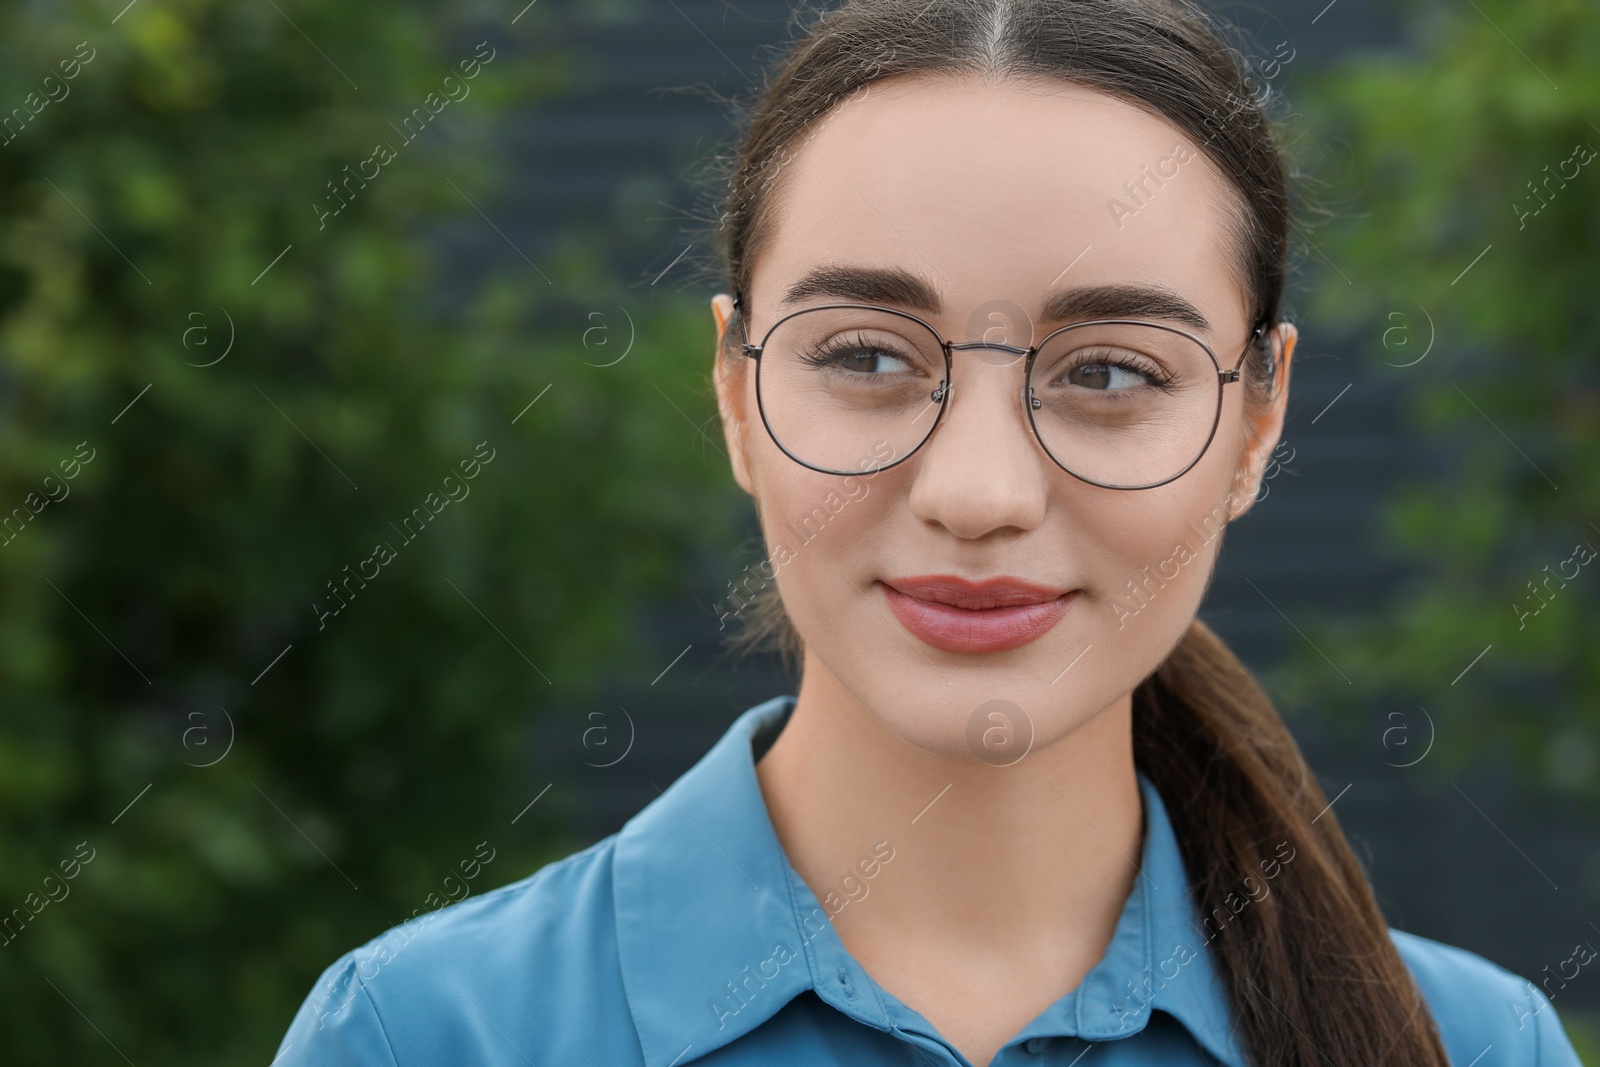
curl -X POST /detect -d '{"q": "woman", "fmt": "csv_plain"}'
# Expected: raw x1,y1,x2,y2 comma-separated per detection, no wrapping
274,1,1587,1064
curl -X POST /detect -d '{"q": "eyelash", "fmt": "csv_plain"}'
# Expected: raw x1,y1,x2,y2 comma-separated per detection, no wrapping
1056,348,1177,393
797,332,916,372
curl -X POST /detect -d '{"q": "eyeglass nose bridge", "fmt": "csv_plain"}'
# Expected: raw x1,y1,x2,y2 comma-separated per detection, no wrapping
945,339,1031,357
930,338,1038,408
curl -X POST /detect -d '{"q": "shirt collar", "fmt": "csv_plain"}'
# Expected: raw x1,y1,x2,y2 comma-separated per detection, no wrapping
612,695,1248,1067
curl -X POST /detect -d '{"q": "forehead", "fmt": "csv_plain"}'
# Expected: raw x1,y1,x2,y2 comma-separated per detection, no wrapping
751,73,1252,341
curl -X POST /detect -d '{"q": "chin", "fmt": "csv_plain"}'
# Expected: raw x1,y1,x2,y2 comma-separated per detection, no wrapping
825,640,1140,764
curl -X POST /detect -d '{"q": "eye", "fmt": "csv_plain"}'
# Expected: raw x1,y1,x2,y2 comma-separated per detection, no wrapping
1066,361,1149,391
801,331,924,377
828,347,914,375
1054,346,1171,392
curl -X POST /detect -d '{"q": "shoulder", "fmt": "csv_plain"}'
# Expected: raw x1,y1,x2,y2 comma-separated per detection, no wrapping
348,835,621,990
272,835,640,1067
1388,927,1586,1066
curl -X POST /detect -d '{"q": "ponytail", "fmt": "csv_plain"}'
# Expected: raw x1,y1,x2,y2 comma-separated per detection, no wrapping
1133,618,1451,1065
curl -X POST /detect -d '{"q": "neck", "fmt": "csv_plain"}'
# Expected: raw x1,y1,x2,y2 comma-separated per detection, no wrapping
755,653,1145,968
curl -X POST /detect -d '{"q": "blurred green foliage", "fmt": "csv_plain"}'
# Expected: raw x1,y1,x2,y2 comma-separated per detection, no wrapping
1568,1015,1600,1066
1281,0,1600,804
0,0,739,1062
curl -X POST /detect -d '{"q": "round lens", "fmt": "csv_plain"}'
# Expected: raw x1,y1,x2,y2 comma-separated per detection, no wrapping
755,305,946,474
1026,321,1221,489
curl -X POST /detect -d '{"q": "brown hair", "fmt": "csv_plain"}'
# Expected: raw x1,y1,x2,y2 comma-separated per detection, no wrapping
690,2,1449,1064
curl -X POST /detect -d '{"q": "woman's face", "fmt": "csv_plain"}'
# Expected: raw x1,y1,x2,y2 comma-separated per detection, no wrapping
713,73,1294,761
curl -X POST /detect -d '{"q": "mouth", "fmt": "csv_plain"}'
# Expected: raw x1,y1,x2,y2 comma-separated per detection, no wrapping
877,574,1078,654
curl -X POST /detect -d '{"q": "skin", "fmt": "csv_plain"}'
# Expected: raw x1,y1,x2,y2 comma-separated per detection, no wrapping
711,72,1296,1067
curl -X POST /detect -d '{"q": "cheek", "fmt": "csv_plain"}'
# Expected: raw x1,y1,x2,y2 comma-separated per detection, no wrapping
1098,518,1214,631
1090,412,1249,641
764,483,883,607
753,451,884,616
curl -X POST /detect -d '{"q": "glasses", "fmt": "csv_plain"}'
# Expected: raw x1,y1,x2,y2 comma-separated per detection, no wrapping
733,291,1263,491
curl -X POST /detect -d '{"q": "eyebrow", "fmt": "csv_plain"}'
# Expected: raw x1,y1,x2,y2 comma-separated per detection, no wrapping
777,264,1214,335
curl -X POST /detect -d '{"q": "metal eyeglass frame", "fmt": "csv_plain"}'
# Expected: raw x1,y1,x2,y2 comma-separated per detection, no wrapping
732,290,1268,491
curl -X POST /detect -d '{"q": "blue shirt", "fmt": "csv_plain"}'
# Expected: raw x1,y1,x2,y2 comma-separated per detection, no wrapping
273,694,1585,1066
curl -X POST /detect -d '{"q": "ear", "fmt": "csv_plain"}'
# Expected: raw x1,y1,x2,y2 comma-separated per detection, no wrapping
1226,322,1297,521
711,293,757,496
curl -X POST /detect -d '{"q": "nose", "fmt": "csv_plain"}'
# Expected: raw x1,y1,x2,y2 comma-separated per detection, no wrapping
904,351,1049,539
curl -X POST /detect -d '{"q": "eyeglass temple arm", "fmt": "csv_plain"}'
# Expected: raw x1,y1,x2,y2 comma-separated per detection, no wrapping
731,291,753,354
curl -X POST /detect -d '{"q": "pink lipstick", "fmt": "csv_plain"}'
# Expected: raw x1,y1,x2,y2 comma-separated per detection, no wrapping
878,574,1077,654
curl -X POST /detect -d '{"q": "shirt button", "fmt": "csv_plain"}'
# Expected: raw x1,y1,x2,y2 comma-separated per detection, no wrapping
1024,1037,1050,1054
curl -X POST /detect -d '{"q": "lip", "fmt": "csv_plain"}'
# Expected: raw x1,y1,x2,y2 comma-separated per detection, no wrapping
877,574,1078,654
